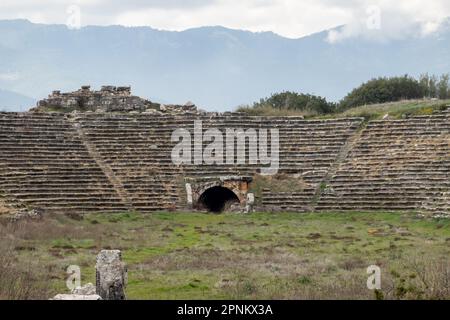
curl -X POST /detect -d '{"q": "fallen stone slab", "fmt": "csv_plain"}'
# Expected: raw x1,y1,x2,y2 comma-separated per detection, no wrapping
72,283,96,295
51,294,102,300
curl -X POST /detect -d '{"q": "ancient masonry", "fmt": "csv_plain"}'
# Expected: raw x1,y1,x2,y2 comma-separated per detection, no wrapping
31,85,199,115
0,87,448,215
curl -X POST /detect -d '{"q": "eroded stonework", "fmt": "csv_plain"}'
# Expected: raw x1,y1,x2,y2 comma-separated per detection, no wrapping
0,111,448,215
31,85,200,115
96,250,127,300
189,176,253,212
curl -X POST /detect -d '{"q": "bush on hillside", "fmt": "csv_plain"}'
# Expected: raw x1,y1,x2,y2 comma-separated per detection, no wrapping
339,75,424,111
238,73,450,116
238,91,336,116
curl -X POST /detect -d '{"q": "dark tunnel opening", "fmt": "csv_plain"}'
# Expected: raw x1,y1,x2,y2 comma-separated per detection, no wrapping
197,186,240,213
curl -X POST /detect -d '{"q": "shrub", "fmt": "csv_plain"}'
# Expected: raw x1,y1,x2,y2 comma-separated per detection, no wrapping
339,75,424,111
238,91,336,116
0,237,51,299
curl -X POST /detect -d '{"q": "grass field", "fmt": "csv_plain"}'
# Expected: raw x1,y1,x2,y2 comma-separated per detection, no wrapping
1,211,449,300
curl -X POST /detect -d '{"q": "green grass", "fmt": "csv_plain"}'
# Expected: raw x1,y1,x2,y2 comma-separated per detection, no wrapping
236,99,450,121
330,99,450,120
236,105,318,117
2,211,449,299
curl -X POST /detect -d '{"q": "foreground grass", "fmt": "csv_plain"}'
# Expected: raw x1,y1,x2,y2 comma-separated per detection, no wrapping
1,211,449,300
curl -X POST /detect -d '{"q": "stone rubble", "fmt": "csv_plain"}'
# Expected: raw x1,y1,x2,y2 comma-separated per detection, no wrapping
71,283,96,295
51,294,102,300
10,208,44,222
31,85,201,115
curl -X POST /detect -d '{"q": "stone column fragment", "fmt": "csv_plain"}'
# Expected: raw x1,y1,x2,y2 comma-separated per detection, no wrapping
96,250,127,300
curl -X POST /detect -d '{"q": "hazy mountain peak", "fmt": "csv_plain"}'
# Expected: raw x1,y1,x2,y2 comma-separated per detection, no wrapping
0,19,449,111
0,89,35,111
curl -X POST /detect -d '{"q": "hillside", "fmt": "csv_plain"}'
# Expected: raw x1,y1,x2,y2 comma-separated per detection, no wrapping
329,99,450,120
0,89,35,111
238,99,450,120
0,19,450,111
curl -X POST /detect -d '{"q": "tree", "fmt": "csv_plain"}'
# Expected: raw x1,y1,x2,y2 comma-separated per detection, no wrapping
419,73,430,98
241,73,449,116
437,74,449,99
253,91,336,114
429,75,438,98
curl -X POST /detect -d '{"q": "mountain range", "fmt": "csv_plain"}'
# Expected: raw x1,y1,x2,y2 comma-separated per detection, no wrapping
0,19,449,111
0,88,35,111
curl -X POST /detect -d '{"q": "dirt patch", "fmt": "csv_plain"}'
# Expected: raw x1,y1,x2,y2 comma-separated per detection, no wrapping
306,233,322,240
0,200,13,216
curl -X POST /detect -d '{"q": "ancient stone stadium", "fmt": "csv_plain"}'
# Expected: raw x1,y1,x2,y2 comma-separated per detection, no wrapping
0,86,449,216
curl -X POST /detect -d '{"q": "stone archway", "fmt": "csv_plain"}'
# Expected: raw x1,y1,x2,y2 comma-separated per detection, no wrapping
197,186,240,213
185,176,253,213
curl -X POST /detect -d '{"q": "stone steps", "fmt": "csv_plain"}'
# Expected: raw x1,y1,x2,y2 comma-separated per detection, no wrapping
316,114,449,213
73,113,362,212
0,113,128,212
0,112,448,214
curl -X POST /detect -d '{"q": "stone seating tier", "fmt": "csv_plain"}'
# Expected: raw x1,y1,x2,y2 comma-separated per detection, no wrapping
0,112,448,214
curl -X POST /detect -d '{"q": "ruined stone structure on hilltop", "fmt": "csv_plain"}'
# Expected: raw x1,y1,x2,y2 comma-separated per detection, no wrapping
31,85,199,115
0,89,448,216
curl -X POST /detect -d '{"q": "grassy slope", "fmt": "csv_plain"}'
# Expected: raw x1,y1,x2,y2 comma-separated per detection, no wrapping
327,99,450,120
2,211,449,300
237,99,450,120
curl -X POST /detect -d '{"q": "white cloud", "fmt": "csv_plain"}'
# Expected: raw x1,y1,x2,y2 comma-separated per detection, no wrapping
0,0,449,40
0,72,20,81
325,0,450,43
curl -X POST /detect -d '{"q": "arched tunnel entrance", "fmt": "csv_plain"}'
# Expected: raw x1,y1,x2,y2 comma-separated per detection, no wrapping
197,186,240,213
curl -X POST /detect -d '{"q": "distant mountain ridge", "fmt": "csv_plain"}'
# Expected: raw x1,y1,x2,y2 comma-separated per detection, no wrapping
0,19,449,111
0,88,35,111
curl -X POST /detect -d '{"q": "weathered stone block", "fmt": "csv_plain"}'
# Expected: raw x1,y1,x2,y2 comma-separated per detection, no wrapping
72,283,96,295
95,250,127,300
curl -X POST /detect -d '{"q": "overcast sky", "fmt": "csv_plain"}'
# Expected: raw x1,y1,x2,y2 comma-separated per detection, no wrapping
1,0,450,40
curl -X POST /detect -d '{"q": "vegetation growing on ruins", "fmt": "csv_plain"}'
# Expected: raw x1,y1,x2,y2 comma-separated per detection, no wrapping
324,99,450,120
339,75,425,110
237,74,450,119
1,211,448,300
338,74,449,110
239,98,450,120
237,92,336,116
249,174,309,206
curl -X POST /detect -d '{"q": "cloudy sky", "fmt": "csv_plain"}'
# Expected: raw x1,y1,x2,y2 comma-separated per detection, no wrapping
1,0,450,40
